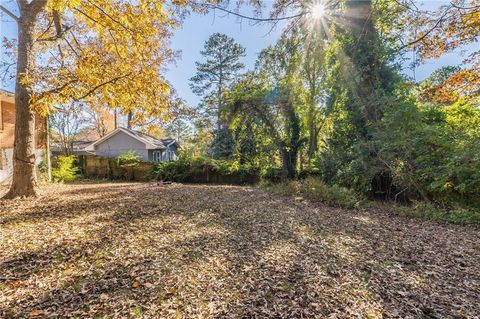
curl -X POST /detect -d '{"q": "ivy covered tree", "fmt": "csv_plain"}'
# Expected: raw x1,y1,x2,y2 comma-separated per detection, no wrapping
227,35,304,179
318,0,399,194
190,33,246,159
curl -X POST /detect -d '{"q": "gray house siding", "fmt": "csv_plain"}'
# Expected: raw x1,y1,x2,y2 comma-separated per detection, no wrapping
94,131,149,161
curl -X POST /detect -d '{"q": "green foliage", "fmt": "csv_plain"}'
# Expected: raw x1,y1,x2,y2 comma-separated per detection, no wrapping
36,160,50,184
397,201,480,226
149,154,259,184
37,160,48,174
261,167,284,184
376,98,480,201
269,177,362,209
190,33,246,159
116,150,140,168
52,155,79,183
184,3,479,217
207,126,235,159
113,151,141,180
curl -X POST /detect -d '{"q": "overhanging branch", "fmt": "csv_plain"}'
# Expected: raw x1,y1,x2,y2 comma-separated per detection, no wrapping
189,1,306,22
0,5,19,22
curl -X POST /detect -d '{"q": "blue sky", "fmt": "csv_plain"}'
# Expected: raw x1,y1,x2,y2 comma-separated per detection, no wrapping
0,1,471,108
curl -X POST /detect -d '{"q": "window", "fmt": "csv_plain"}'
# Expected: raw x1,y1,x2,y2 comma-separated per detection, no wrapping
152,151,162,163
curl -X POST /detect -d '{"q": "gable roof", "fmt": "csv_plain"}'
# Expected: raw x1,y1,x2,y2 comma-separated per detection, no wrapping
87,127,178,150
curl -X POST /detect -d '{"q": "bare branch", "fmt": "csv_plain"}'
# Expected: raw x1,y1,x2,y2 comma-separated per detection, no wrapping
0,5,19,22
189,1,306,22
396,6,453,51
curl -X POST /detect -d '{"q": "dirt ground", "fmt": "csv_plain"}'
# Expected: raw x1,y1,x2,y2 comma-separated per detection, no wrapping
1,182,479,318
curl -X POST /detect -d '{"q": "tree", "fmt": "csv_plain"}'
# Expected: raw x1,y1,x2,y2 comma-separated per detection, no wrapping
227,34,304,179
297,28,327,166
0,0,184,198
50,104,87,155
384,0,480,103
316,0,400,193
190,33,246,158
165,117,193,145
417,66,461,105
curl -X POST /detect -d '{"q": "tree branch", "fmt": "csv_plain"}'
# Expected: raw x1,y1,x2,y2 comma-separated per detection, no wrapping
0,5,19,22
75,73,132,101
189,2,306,22
37,10,72,42
396,7,452,51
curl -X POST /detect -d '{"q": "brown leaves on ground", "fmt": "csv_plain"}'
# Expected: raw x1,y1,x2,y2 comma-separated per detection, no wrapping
0,182,479,318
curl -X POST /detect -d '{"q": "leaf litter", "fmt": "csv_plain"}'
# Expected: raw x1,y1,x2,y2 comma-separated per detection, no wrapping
0,182,478,318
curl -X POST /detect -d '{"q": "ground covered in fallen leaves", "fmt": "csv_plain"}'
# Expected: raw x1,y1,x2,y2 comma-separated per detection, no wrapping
1,182,479,318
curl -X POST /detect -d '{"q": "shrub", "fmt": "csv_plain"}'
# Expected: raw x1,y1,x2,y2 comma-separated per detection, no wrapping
52,155,79,183
149,155,259,184
114,151,141,180
116,150,140,168
269,177,362,209
261,167,283,183
397,201,480,225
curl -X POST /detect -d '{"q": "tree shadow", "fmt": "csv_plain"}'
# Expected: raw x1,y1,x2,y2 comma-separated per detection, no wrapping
1,182,478,318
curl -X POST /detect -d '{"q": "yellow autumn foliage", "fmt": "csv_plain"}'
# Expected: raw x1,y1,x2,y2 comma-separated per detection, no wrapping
26,0,184,121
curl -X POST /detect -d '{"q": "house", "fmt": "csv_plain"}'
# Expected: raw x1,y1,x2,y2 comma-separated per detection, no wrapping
84,127,179,162
0,89,45,183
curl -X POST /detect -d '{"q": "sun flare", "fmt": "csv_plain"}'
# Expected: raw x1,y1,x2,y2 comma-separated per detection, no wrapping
310,3,326,19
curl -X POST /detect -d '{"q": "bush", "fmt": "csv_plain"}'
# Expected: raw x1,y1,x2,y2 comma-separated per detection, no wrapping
52,155,79,183
114,151,141,180
261,167,283,184
116,150,140,168
269,177,362,209
149,155,259,184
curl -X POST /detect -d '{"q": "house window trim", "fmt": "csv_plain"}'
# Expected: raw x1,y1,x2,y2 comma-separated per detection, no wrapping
152,150,162,163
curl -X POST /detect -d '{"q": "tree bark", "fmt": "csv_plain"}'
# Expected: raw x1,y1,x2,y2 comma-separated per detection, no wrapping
3,6,45,199
127,111,133,129
280,146,297,180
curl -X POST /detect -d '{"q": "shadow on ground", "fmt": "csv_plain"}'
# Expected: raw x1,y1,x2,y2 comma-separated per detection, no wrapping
0,182,478,318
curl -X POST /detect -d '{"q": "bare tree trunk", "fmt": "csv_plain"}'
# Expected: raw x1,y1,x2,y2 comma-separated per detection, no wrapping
127,111,133,129
4,15,40,198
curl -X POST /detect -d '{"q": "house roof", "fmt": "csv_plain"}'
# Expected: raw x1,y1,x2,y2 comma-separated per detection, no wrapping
87,127,178,150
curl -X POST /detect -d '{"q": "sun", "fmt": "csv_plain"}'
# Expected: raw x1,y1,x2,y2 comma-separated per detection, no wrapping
310,3,326,19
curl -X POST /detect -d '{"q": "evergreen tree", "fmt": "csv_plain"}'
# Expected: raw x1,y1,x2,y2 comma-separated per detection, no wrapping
190,33,246,158
320,0,398,193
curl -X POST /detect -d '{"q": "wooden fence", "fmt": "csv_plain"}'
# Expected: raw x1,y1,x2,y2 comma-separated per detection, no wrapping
79,155,153,181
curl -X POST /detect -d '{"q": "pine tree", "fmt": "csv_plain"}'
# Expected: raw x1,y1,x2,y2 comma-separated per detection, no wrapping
190,33,246,158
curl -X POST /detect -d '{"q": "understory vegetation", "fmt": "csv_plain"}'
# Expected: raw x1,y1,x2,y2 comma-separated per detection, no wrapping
51,156,79,183
268,177,362,209
149,154,259,184
177,1,480,224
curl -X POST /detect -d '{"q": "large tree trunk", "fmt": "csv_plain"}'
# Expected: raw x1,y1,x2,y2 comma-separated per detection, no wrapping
280,145,298,180
3,10,42,199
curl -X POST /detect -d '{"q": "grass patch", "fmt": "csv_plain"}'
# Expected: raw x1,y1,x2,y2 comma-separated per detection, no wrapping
268,177,362,209
397,201,480,225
